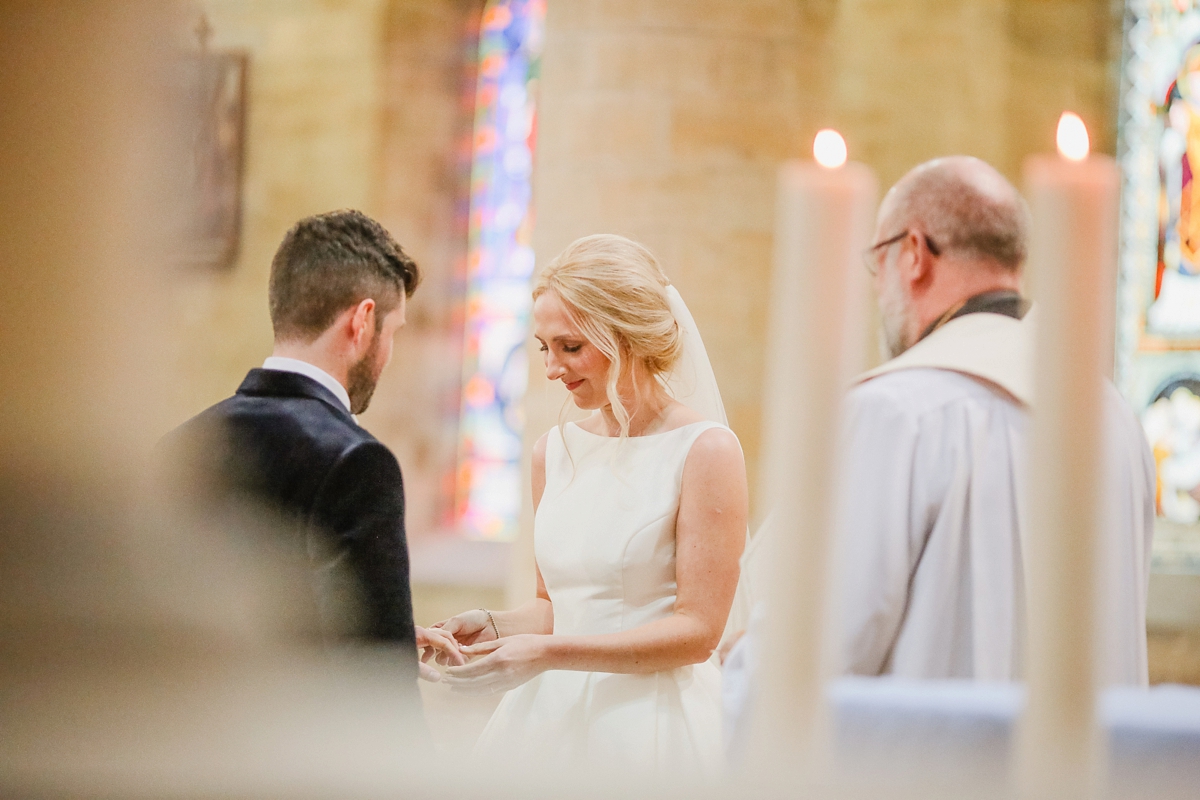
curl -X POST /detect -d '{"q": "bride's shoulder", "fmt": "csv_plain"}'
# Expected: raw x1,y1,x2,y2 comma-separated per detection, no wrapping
533,426,568,457
662,403,740,461
683,425,744,485
531,428,561,484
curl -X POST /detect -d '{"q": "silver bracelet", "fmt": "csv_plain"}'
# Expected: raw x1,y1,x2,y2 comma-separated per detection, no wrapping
480,607,500,640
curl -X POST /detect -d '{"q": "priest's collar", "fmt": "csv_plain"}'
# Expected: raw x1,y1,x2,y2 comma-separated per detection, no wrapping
917,289,1030,344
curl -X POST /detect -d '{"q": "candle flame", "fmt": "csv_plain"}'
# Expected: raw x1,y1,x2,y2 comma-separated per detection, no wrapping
1056,112,1090,162
813,129,847,169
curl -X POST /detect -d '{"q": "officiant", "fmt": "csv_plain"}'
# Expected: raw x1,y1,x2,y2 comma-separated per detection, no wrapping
834,156,1155,683
726,156,1155,714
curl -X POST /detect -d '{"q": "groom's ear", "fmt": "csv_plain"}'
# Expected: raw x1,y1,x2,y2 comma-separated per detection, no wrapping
347,298,376,348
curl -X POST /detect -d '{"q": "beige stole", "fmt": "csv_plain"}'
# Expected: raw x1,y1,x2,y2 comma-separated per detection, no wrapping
856,309,1036,407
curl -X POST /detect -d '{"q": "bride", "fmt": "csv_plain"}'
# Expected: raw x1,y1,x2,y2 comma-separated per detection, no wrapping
434,234,748,770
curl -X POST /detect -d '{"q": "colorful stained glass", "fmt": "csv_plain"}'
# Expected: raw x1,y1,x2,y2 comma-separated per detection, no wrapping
455,0,545,540
1119,0,1200,563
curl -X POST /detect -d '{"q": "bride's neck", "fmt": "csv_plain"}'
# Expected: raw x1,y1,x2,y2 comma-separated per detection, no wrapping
599,383,672,437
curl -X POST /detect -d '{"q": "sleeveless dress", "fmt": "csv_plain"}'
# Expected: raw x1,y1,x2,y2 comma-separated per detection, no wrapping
474,419,732,772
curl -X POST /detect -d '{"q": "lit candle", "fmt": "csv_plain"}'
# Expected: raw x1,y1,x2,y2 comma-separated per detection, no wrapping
749,130,876,773
1015,112,1120,800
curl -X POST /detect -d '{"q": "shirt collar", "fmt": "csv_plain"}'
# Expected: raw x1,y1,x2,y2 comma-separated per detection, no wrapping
261,356,353,415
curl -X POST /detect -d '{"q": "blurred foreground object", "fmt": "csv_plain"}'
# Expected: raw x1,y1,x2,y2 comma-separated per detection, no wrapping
1017,119,1125,800
0,3,423,796
725,674,1200,800
749,136,875,777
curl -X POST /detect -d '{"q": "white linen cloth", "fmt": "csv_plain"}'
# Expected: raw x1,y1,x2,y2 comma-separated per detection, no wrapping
262,356,353,415
475,420,730,772
725,675,1200,799
836,311,1155,684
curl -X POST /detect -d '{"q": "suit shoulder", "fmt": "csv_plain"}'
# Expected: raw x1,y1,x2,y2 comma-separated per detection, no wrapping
333,437,401,471
312,438,405,511
167,393,374,470
159,395,241,449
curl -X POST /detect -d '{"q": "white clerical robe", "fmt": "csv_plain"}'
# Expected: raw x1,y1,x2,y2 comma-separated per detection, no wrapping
836,311,1155,685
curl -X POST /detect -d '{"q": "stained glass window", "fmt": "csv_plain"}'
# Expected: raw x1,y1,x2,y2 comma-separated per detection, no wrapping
1118,0,1200,568
455,0,545,540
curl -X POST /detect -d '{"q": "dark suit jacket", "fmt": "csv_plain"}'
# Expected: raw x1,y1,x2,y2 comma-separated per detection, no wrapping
165,368,417,680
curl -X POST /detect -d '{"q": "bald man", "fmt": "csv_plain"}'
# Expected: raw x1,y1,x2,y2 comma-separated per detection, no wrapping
837,156,1155,684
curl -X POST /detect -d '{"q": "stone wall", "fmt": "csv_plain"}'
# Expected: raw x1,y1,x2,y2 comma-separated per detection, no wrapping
168,3,1161,669
170,0,388,426
511,0,1124,604
169,0,478,543
169,0,1126,559
517,2,840,601
369,0,481,542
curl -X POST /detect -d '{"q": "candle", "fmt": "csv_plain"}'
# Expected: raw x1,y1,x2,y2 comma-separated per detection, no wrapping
749,130,876,775
1015,112,1120,800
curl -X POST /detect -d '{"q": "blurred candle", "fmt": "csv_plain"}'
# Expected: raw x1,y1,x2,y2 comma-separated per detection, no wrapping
750,130,876,774
1015,112,1120,800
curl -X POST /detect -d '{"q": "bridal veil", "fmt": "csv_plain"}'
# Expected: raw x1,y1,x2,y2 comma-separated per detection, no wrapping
661,283,754,644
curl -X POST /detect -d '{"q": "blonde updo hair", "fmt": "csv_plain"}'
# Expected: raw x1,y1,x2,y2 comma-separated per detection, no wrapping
533,234,683,438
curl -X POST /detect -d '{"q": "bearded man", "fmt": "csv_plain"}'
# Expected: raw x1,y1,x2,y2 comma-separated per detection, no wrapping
841,156,1155,684
164,210,460,690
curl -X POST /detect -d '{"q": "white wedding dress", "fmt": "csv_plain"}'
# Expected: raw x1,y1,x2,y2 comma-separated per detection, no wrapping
474,418,731,772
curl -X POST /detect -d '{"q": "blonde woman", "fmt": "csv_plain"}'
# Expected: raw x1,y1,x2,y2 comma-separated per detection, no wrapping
433,234,748,771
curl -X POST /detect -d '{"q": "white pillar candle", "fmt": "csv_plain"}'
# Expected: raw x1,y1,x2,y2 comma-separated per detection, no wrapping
1015,112,1121,800
749,130,876,774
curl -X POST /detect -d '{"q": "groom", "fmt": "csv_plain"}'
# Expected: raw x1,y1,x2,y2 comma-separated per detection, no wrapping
164,210,460,687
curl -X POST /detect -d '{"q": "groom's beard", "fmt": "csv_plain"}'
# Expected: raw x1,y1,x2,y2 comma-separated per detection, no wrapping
347,331,383,415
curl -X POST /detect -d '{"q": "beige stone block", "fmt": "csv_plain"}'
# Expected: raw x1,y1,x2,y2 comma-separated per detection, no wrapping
592,0,799,35
554,94,673,165
537,30,592,95
540,0,605,32
578,30,794,101
670,104,800,163
1007,0,1114,61
833,0,1011,186
586,171,708,230
1148,629,1200,686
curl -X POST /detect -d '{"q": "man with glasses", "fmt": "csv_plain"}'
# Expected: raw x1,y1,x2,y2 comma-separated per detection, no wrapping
836,156,1154,684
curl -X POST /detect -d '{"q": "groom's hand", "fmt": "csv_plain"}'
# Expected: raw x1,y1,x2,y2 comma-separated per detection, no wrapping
429,609,495,664
415,625,465,682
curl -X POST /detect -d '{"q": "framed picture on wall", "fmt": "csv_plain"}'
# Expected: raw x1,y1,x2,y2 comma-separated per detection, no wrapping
179,46,247,271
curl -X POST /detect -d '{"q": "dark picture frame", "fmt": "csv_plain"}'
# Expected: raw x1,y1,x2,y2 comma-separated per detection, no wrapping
181,49,247,270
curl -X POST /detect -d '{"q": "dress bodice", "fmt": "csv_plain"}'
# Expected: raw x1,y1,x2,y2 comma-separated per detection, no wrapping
477,418,735,771
534,420,726,637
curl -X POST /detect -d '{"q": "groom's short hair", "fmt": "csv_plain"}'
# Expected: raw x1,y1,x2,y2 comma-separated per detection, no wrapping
269,210,420,342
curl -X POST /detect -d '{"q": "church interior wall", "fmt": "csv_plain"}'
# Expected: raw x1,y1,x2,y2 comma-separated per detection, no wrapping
159,0,1198,683
165,1,501,640
168,0,388,433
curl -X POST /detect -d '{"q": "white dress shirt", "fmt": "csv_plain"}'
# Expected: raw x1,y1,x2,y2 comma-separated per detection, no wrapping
262,356,353,415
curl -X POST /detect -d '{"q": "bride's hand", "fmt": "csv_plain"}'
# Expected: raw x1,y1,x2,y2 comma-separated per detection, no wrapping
442,634,549,695
430,609,496,663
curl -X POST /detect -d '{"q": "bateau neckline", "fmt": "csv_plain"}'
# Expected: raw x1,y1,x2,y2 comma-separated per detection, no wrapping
565,419,715,440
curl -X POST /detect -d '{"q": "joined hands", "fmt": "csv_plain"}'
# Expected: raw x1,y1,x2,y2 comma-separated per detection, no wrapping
415,625,466,682
422,610,549,693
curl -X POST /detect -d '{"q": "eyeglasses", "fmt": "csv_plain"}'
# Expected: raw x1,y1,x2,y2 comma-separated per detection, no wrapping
862,230,942,276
